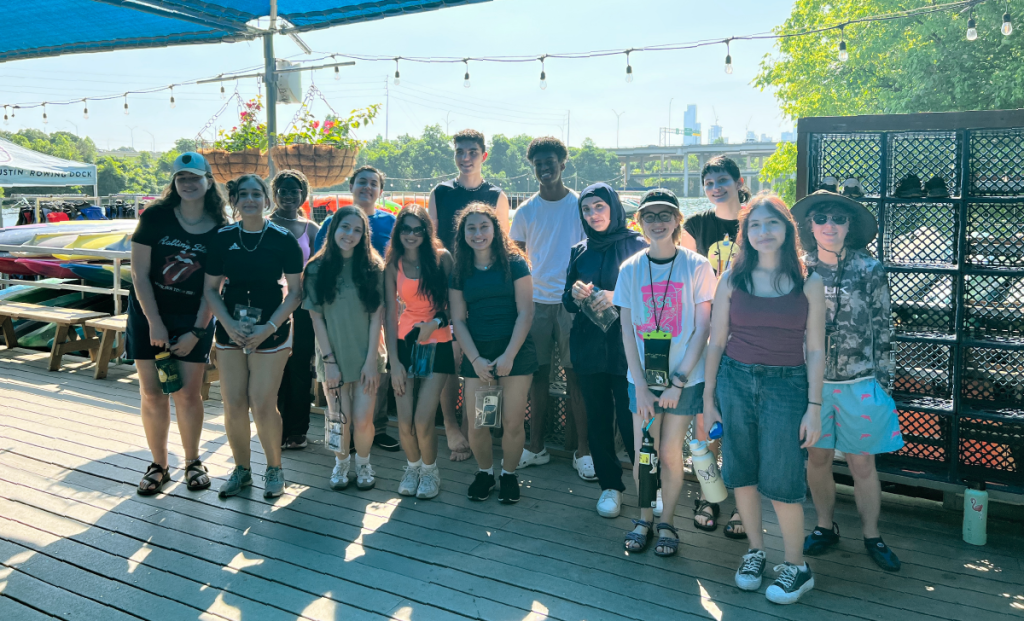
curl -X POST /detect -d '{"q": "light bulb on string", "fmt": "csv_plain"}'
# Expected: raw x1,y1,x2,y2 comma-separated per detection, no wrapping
220,84,226,99
123,93,130,116
169,86,176,109
838,26,849,62
82,99,89,120
625,50,634,83
334,65,340,80
539,56,547,90
967,9,978,40
42,103,48,124
1004,2,1013,35
393,58,402,86
724,40,733,74
463,59,471,88
3,106,8,126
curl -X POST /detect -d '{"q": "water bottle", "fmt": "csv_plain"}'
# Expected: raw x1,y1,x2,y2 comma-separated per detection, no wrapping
689,440,727,503
638,426,660,510
963,483,988,546
154,352,183,394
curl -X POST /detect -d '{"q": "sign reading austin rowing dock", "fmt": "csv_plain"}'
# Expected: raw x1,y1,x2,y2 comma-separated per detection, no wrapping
0,138,97,187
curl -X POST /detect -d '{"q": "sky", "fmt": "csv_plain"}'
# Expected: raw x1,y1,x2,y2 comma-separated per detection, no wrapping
0,0,797,152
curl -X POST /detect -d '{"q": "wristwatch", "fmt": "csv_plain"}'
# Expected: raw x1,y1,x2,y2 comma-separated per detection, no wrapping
670,374,687,389
190,326,208,339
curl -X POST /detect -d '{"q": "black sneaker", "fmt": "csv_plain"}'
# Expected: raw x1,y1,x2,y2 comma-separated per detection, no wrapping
818,176,838,193
467,471,496,501
865,537,902,572
766,562,815,604
373,431,401,452
734,548,767,591
841,178,865,198
803,522,839,556
894,173,925,198
924,175,949,198
498,473,520,504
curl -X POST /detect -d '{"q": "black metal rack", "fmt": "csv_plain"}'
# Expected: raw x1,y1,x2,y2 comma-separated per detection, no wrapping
797,110,1024,495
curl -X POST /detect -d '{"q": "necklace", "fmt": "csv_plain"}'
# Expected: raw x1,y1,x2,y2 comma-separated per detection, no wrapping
475,259,494,271
403,257,421,274
272,210,300,222
238,221,269,252
175,206,205,226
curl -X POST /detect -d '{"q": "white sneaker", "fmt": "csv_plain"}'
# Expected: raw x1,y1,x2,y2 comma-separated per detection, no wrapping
653,488,664,517
416,467,441,499
573,451,598,481
398,465,420,496
518,448,551,469
596,489,622,518
356,462,376,490
330,459,350,490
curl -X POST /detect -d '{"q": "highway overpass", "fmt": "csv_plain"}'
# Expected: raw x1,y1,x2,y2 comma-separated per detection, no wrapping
612,142,780,196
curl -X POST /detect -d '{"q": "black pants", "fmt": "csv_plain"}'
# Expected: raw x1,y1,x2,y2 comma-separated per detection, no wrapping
578,372,634,492
279,307,315,439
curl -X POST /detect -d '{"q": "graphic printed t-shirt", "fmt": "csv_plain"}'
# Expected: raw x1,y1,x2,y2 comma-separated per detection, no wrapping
206,221,304,328
684,209,740,275
510,191,584,304
613,248,717,388
450,255,530,342
314,209,396,258
132,206,217,316
433,179,503,250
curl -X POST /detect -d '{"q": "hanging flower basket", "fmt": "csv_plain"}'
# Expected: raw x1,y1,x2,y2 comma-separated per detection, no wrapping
199,148,269,184
269,144,359,189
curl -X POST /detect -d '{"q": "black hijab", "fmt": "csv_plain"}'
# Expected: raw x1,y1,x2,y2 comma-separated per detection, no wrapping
577,182,647,290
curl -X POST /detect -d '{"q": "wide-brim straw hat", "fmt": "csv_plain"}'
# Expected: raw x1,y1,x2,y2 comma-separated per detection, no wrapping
791,190,878,250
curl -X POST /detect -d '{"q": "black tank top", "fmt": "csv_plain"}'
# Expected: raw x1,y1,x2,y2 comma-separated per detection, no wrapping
433,179,502,250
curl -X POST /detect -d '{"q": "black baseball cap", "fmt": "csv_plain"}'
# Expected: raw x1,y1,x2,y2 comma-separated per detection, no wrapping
638,188,680,212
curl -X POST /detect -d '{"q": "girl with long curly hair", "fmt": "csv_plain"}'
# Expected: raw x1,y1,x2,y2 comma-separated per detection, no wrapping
449,202,537,505
304,206,387,492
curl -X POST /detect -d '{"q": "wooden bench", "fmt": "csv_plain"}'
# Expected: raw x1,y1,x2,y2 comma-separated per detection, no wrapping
84,315,127,379
0,302,109,371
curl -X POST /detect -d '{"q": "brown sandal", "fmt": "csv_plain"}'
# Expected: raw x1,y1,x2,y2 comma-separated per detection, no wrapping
724,510,748,540
138,462,169,496
693,499,720,532
185,459,210,491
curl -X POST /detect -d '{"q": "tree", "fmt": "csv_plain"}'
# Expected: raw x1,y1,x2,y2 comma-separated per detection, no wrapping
755,0,1024,199
566,138,622,191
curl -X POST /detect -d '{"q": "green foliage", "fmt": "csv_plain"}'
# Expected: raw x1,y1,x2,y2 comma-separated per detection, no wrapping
1,129,97,163
755,0,1024,202
212,98,268,151
566,138,623,191
760,142,797,205
175,137,200,153
278,104,381,150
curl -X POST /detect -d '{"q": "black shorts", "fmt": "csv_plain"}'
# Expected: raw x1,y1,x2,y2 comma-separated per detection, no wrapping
397,339,456,375
460,335,539,378
125,299,214,364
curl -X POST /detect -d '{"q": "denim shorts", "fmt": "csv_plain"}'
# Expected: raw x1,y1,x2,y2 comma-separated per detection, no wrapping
628,381,704,417
717,356,808,504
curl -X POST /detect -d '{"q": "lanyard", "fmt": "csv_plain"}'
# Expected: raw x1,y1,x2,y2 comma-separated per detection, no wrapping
646,250,676,332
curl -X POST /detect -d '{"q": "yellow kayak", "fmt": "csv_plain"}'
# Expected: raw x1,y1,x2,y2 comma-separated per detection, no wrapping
52,233,131,261
11,234,81,257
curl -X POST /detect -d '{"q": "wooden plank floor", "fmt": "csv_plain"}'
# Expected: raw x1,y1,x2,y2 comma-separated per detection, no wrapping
1,347,1022,621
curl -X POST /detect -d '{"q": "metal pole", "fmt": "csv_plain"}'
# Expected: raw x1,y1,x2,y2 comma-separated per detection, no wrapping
264,32,278,177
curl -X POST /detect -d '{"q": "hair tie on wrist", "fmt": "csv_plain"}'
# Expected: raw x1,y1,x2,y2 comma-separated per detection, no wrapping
267,319,279,331
808,401,822,406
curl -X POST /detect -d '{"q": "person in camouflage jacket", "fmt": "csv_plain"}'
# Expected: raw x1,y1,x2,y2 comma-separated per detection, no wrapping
791,190,905,573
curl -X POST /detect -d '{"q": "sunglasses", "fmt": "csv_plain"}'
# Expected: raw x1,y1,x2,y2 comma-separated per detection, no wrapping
811,213,849,225
640,211,676,223
400,224,426,237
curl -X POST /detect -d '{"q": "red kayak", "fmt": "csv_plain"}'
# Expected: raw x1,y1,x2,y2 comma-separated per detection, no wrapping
0,256,38,276
14,258,80,279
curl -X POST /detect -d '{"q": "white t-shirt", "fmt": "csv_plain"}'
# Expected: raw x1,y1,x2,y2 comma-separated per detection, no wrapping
510,191,584,304
613,248,717,388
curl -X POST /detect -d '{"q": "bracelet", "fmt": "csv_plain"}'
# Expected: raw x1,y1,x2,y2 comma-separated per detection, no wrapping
322,352,335,362
267,320,279,331
808,401,822,406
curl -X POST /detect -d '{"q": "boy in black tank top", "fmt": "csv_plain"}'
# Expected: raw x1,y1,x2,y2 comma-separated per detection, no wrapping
428,128,510,461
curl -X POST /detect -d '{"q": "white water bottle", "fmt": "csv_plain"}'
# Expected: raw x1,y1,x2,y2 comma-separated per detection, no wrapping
689,440,727,503
963,484,988,546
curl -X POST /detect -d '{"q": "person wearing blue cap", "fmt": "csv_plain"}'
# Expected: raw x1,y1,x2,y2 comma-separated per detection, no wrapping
128,152,227,497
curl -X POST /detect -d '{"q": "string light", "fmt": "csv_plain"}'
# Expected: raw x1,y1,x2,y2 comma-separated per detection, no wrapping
82,99,89,120
393,57,401,86
838,26,849,61
463,59,471,88
123,93,129,115
220,84,226,99
539,56,547,90
1003,2,1013,35
724,40,733,74
41,103,48,124
967,8,978,40
625,50,634,83
333,65,340,80
169,86,176,109
4,105,9,126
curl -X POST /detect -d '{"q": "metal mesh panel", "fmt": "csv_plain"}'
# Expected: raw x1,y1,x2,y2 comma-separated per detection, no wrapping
966,202,1024,269
893,341,953,399
887,131,961,198
889,272,955,336
879,409,950,469
963,274,1024,343
961,347,1024,408
883,202,957,266
809,133,882,196
958,416,1023,484
311,205,331,224
969,129,1024,196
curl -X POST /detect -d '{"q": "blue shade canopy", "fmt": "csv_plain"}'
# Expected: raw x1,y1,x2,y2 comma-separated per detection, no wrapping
2,1,490,62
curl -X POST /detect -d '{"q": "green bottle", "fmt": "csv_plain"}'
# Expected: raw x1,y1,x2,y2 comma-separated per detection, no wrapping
154,352,183,394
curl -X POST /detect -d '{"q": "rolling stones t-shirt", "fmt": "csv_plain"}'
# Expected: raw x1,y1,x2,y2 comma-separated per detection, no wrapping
132,205,217,316
684,209,740,275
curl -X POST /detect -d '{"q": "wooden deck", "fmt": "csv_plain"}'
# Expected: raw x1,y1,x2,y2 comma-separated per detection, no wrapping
1,347,1022,621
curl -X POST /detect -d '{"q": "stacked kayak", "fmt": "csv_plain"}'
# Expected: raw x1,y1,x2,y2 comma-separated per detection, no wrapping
0,220,136,284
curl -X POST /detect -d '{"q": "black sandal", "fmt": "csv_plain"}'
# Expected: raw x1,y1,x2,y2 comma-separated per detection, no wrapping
137,462,169,496
724,510,748,540
693,499,720,532
185,459,211,491
654,522,681,557
624,519,653,552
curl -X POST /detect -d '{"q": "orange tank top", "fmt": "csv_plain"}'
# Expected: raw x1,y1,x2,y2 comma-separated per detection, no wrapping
397,260,452,344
